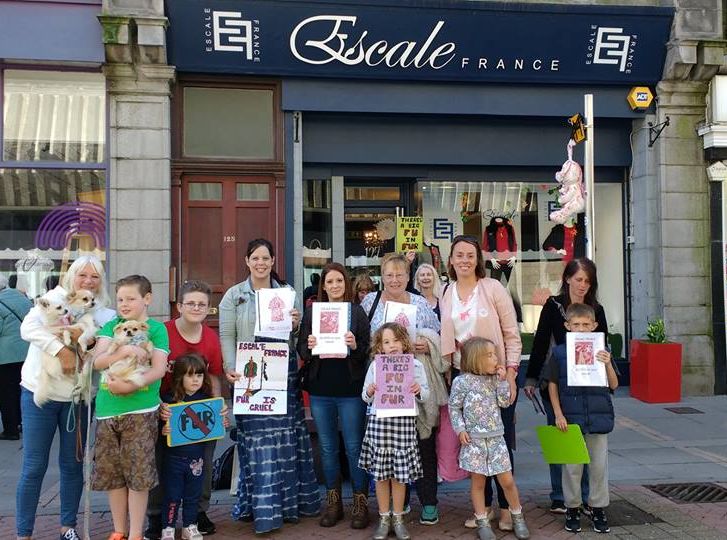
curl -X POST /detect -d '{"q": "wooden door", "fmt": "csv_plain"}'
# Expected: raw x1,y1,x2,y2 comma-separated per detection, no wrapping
179,175,281,326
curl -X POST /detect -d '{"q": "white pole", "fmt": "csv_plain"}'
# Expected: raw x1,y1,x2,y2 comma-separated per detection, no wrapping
584,94,595,260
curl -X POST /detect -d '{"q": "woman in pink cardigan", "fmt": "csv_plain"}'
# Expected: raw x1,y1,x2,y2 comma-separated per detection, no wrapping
440,235,522,533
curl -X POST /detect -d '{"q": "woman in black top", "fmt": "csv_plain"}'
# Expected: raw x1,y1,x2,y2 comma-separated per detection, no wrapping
297,262,371,530
524,257,607,514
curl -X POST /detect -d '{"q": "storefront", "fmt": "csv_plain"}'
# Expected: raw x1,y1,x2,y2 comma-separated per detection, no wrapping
0,1,106,297
165,0,672,352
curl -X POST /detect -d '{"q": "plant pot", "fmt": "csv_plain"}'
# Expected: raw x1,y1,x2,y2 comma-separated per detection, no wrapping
629,339,682,403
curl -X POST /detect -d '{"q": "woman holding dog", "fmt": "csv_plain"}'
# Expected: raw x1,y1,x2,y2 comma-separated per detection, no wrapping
16,256,115,540
523,257,608,515
220,238,320,534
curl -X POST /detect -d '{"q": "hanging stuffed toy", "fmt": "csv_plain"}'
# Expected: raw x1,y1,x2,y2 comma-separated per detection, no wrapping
549,139,586,224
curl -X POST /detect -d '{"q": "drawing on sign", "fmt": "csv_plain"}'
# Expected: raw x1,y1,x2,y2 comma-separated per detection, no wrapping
167,397,226,447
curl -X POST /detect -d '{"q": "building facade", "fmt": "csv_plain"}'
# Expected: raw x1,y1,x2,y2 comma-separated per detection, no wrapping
2,0,724,395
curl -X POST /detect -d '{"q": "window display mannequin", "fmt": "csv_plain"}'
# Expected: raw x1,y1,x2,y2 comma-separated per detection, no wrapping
542,213,586,262
483,216,517,283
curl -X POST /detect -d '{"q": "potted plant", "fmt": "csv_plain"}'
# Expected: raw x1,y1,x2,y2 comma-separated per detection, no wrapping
629,319,682,403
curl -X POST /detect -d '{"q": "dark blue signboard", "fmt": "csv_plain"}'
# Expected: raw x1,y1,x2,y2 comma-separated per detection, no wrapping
166,0,673,85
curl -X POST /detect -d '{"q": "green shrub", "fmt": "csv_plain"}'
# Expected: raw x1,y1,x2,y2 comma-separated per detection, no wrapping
645,319,667,343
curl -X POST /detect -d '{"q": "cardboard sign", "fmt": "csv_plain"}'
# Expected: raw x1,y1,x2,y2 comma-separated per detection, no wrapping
375,354,416,418
233,342,289,415
396,216,423,252
536,425,591,464
167,397,226,447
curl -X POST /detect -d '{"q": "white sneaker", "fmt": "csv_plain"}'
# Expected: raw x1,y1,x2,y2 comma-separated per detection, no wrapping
181,524,203,540
160,526,175,540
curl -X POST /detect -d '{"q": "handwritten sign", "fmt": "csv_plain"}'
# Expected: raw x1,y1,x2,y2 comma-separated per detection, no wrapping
167,397,226,447
375,354,416,418
396,216,423,252
233,342,289,415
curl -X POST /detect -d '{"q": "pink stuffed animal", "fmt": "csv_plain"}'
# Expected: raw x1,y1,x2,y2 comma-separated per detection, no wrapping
550,139,586,224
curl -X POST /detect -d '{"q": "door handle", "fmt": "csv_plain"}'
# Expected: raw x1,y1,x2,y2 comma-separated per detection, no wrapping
208,306,219,315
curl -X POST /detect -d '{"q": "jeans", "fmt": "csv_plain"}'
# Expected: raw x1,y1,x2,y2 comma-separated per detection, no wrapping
162,454,205,528
543,390,589,503
309,395,367,492
16,388,87,536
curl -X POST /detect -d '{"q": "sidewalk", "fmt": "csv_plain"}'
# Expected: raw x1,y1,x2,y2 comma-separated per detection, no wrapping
3,392,727,539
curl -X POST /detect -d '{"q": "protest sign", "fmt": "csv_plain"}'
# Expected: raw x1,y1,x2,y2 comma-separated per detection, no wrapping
167,397,226,447
536,424,590,464
566,332,607,386
254,288,295,340
396,216,423,252
375,354,416,418
383,301,418,343
233,342,288,415
312,302,350,358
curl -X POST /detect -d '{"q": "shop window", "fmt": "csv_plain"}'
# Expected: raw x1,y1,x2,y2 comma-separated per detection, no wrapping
0,168,106,298
183,87,274,159
416,180,624,345
302,179,332,286
345,186,400,201
236,183,269,201
3,71,105,162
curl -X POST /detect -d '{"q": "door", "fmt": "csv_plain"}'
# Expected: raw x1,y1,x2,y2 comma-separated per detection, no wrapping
343,180,411,284
180,175,279,325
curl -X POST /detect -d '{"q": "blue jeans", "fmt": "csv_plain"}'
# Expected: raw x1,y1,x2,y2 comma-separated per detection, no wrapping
543,391,589,503
16,388,87,536
309,395,367,492
162,454,205,528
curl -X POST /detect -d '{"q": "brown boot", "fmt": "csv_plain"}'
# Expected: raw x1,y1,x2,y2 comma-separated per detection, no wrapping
350,491,370,529
319,487,344,527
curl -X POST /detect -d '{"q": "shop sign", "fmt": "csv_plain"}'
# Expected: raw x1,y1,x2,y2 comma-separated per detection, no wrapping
167,0,673,85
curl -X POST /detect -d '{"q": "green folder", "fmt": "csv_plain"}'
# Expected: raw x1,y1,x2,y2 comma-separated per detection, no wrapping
536,425,591,465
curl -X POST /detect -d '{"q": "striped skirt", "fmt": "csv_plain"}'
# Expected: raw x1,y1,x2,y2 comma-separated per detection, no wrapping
358,415,423,484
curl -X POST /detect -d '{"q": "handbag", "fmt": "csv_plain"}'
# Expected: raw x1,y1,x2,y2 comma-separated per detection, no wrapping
435,405,470,482
302,239,331,266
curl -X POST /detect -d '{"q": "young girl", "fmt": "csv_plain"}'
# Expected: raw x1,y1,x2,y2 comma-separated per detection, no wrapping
159,354,229,540
448,338,530,540
359,322,430,540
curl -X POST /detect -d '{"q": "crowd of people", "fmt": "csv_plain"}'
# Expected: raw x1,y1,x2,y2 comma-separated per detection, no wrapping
4,235,618,540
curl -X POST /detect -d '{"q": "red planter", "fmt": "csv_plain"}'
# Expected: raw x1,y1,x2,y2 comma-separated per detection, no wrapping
629,340,682,403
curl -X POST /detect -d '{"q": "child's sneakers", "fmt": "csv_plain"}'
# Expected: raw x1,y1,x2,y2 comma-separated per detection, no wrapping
591,507,610,533
181,524,203,540
565,507,582,533
511,511,530,539
160,527,175,540
419,505,439,525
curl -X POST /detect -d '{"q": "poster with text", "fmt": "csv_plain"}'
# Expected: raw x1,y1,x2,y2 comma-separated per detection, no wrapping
383,301,418,343
233,342,289,414
312,302,350,358
375,354,416,418
396,216,424,252
167,397,226,447
566,332,607,387
254,288,295,340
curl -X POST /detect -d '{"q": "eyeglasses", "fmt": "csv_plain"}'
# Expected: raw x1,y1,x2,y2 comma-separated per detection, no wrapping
181,302,209,310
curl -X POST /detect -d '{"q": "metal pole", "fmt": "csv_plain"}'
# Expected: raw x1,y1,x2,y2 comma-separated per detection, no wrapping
584,94,596,260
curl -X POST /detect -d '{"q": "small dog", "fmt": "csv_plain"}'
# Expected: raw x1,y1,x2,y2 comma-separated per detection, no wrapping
34,290,99,406
105,320,154,387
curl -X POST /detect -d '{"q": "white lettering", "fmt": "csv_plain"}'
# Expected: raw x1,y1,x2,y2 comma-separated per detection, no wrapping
213,11,253,59
289,15,455,70
551,59,559,71
593,27,630,72
496,58,505,70
514,58,523,70
533,59,542,70
478,58,487,69
461,57,469,68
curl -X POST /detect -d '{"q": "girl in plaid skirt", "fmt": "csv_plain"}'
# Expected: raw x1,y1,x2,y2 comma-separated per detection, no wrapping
359,322,430,540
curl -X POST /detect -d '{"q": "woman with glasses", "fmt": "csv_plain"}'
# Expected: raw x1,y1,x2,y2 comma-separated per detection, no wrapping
440,235,523,533
523,257,608,516
219,238,320,534
360,252,445,527
297,262,371,529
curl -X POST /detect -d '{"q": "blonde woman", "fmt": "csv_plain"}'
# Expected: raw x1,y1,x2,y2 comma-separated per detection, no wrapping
17,255,115,540
414,263,441,321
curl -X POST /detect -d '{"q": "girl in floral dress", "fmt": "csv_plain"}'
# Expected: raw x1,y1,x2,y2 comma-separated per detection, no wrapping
448,337,530,540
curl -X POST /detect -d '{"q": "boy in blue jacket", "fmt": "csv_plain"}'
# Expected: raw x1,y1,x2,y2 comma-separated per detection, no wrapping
545,303,618,534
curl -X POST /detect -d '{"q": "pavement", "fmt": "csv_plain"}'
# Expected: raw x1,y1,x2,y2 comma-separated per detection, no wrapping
3,390,727,539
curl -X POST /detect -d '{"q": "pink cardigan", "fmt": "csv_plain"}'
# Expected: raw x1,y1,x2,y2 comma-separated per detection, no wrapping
441,278,522,370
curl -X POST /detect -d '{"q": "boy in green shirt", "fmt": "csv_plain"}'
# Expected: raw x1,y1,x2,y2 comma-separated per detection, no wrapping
92,275,169,540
